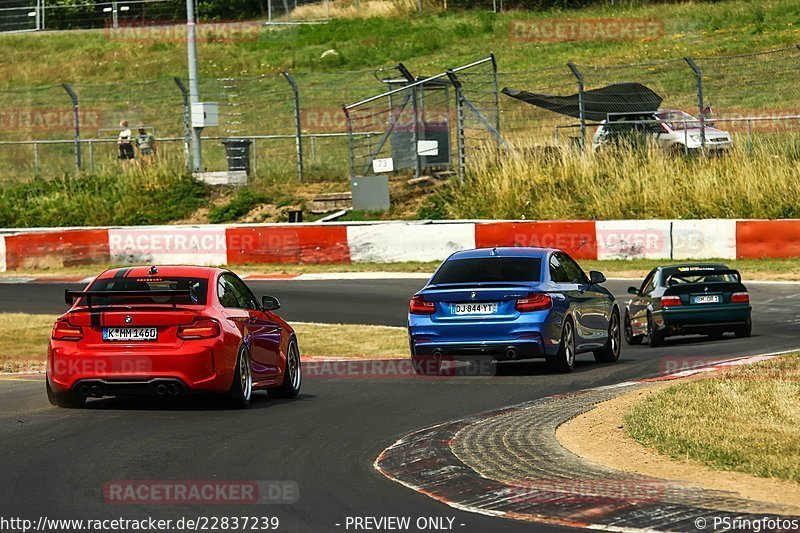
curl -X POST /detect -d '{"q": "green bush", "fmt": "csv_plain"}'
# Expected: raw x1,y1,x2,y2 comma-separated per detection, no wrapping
208,188,268,223
0,166,207,228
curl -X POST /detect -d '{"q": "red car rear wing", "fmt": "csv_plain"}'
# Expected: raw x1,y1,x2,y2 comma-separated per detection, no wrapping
64,289,195,309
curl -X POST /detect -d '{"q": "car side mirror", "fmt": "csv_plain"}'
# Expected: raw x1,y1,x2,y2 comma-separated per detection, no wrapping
261,295,281,311
627,286,639,295
589,271,606,285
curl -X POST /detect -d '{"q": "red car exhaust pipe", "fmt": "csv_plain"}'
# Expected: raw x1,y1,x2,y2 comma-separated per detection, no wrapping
155,384,168,396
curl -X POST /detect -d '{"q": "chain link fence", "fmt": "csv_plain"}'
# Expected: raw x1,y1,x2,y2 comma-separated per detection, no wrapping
0,45,798,184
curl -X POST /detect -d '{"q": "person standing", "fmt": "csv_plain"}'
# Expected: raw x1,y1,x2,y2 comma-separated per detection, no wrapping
117,120,135,163
135,124,157,164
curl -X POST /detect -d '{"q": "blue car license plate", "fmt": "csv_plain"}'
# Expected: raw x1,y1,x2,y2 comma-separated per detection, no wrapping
452,302,498,315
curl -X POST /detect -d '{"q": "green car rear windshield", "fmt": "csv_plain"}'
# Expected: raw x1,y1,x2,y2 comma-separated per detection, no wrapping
664,268,739,286
431,257,542,285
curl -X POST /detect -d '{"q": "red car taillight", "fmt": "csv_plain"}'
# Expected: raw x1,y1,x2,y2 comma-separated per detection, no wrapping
515,293,553,312
410,295,436,315
731,292,750,304
52,320,83,341
661,295,682,307
178,319,220,340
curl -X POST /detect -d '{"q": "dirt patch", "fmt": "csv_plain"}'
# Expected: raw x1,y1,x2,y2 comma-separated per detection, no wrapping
557,380,800,514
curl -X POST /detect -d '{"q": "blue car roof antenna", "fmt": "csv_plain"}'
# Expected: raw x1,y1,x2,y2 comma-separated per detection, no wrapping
490,247,499,256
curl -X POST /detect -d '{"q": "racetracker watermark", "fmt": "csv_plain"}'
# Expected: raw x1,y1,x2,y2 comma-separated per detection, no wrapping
303,108,452,134
104,480,298,505
505,479,666,504
510,17,663,43
302,357,502,380
104,20,261,43
0,108,102,133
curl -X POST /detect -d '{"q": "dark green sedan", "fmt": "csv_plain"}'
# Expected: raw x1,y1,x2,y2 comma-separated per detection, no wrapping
624,264,752,347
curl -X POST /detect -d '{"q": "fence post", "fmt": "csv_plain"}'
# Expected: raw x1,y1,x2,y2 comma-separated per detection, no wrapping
88,140,94,173
281,72,304,182
684,56,706,152
343,106,355,181
33,142,39,176
445,70,466,183
62,83,81,171
174,77,192,173
396,63,420,178
490,52,500,138
567,62,585,152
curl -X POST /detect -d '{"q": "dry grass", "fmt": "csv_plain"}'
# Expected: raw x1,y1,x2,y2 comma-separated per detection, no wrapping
0,314,54,373
625,354,800,482
293,322,407,358
450,138,800,220
290,0,419,20
2,258,800,281
0,314,407,374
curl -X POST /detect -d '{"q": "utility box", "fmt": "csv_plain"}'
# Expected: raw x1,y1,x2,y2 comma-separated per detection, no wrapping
351,175,390,212
191,102,219,128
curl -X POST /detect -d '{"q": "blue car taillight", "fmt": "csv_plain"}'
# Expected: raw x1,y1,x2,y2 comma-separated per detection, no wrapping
515,293,552,312
410,295,436,315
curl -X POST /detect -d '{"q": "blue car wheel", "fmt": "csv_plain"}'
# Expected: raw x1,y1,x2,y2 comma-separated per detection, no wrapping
546,317,576,373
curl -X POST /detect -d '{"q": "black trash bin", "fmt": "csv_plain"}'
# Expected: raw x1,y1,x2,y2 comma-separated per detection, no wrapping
221,139,252,175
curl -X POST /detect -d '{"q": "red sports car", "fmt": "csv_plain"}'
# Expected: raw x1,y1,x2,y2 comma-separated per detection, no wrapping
46,266,301,408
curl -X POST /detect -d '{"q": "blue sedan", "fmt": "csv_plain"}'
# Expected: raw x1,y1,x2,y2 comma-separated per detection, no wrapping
408,247,621,374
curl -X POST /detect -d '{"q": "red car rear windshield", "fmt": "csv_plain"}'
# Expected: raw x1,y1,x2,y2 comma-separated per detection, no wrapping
84,276,209,305
431,258,542,285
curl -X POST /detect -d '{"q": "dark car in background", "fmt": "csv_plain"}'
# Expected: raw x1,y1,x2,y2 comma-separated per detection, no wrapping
624,264,752,347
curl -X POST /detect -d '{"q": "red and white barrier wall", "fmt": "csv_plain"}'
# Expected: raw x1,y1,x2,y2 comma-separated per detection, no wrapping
0,219,797,272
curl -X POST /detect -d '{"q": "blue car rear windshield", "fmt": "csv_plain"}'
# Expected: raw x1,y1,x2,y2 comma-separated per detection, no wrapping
86,277,208,305
431,258,542,285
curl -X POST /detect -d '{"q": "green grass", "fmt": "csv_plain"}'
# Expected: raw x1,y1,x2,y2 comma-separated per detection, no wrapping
0,1,799,224
0,161,208,227
1,1,798,85
625,354,800,481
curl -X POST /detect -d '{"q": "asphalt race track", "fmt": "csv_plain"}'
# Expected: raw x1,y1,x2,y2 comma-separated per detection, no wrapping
1,279,799,532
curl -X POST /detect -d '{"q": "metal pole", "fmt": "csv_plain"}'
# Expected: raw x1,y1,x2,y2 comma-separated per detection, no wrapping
112,0,118,28
343,106,355,180
33,142,39,176
268,0,272,23
89,140,94,173
174,77,192,172
282,71,304,182
747,118,752,152
62,83,81,171
186,0,202,171
685,56,706,153
252,138,257,176
325,0,329,19
446,71,465,183
490,52,500,139
35,0,41,30
311,135,316,161
567,62,585,152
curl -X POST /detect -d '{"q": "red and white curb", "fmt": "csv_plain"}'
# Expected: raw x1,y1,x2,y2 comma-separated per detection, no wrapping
2,218,799,272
